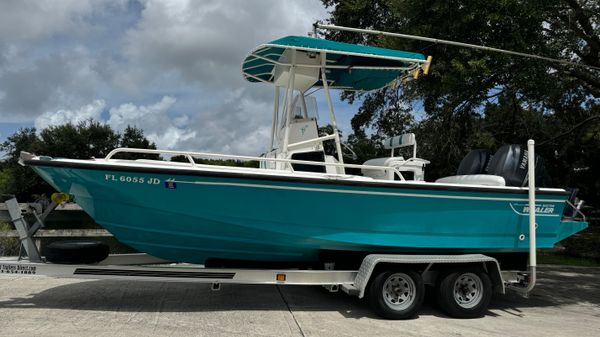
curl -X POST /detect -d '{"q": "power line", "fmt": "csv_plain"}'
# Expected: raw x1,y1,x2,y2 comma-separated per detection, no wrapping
316,24,600,72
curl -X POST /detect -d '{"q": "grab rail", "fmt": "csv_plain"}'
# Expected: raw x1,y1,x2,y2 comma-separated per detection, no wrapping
104,148,407,180
565,200,587,222
287,134,336,150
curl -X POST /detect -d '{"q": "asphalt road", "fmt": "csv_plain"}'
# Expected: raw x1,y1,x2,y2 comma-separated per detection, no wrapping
0,265,599,337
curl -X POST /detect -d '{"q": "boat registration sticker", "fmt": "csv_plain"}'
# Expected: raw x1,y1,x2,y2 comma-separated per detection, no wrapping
165,180,177,189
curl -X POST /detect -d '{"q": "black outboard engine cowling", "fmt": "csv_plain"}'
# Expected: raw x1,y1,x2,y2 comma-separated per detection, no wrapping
487,144,550,187
456,149,493,175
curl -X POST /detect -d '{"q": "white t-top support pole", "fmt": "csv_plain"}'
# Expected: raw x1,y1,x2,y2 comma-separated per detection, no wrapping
281,51,297,167
526,139,537,292
269,86,280,154
321,52,345,172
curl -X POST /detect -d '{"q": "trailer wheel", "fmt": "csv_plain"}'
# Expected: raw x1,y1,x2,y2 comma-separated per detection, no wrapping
368,270,424,319
436,268,492,318
44,241,109,264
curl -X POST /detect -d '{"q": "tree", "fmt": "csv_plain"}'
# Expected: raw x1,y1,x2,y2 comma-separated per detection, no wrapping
0,120,157,200
112,126,159,160
320,0,600,204
170,155,259,168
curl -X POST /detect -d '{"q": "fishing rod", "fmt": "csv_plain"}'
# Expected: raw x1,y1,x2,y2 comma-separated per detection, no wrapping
316,24,600,72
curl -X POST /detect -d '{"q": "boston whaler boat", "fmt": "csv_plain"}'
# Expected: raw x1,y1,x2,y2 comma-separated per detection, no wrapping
14,32,588,319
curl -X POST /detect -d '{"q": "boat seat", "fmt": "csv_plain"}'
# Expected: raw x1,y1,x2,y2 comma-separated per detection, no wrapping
361,133,429,181
363,157,407,167
362,157,430,181
435,174,506,186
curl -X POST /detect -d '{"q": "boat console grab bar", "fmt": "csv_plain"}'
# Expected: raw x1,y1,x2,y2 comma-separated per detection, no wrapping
104,147,406,180
287,134,336,150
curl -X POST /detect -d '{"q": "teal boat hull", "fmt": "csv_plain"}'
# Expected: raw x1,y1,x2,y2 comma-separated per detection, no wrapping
29,161,588,264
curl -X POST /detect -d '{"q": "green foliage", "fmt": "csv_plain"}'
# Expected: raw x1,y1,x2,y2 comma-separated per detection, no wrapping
170,155,260,168
0,168,11,195
321,0,600,206
0,222,19,256
38,121,121,159
0,120,157,200
111,126,159,160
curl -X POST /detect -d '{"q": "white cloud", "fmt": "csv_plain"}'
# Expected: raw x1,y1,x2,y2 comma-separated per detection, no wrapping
120,0,327,90
35,99,105,130
34,96,197,150
107,96,196,149
1,0,330,155
0,0,96,42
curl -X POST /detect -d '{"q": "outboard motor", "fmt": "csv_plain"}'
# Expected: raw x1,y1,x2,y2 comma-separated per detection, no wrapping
487,144,550,187
456,149,493,175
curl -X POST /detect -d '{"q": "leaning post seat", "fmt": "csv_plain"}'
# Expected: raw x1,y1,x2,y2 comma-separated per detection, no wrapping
362,133,430,181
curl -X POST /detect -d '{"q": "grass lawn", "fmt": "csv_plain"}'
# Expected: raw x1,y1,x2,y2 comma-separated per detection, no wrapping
538,252,600,267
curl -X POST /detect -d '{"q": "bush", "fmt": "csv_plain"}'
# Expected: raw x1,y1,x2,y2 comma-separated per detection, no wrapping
0,222,20,256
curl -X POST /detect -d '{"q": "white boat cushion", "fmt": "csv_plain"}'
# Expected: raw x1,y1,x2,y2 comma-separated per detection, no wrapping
435,174,506,186
363,157,430,167
363,157,406,167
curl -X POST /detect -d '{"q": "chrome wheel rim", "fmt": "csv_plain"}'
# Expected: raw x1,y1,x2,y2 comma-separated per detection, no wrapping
382,272,416,311
453,272,484,309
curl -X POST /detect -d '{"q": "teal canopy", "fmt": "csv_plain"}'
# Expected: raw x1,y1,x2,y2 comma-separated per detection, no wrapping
242,35,428,91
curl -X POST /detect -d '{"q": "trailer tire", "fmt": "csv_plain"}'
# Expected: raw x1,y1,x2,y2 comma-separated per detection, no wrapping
436,268,492,318
368,269,424,320
44,241,109,264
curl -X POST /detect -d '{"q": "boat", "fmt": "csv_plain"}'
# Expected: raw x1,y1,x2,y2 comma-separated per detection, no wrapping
20,35,588,268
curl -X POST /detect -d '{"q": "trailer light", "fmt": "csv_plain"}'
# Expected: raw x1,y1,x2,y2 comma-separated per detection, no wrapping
276,274,286,281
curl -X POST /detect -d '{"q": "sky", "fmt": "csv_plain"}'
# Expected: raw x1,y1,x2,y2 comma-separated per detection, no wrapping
0,0,360,155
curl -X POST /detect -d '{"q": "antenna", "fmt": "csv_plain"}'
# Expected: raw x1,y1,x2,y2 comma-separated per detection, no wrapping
317,24,600,71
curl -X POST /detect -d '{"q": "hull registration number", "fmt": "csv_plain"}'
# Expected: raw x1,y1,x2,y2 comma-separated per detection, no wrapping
104,174,161,185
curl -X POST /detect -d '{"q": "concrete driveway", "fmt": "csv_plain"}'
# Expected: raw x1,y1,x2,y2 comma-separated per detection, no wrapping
0,265,599,337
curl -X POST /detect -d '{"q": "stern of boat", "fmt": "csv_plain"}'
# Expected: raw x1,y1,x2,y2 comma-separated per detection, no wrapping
556,190,588,242
557,219,588,242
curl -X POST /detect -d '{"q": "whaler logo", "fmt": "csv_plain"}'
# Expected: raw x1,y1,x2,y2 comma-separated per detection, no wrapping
509,202,556,216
